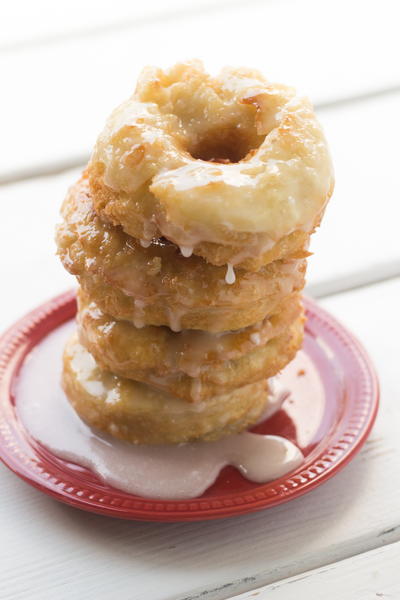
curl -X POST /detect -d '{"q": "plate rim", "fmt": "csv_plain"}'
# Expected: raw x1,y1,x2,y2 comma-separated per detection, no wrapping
0,290,379,521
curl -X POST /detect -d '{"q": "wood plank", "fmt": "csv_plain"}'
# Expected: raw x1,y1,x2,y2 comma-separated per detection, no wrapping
0,278,399,600
307,92,400,289
1,0,399,179
1,0,230,48
231,542,400,600
0,170,77,332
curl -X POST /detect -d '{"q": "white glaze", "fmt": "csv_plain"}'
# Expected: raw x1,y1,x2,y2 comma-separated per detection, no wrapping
179,245,193,258
167,306,184,332
133,298,145,329
225,263,236,285
250,332,261,346
139,238,152,248
190,378,203,402
16,322,304,500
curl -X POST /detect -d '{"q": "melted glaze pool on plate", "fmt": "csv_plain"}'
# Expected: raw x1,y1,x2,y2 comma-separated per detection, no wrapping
16,321,305,500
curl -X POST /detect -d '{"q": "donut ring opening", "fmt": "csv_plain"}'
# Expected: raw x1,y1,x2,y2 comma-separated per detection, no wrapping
188,124,264,164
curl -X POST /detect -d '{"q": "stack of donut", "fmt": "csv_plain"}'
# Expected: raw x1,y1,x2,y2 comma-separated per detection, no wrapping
56,61,334,445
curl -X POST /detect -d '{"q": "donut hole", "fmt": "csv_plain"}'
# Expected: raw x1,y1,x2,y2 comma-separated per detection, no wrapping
189,126,265,164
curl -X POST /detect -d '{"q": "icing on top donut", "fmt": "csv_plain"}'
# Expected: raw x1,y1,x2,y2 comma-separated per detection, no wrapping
90,60,334,259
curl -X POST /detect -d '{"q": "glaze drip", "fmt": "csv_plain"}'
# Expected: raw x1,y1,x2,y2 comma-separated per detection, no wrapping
180,245,193,258
225,263,236,285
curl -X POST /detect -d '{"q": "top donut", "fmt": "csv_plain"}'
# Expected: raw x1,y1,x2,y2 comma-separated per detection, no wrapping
89,60,334,271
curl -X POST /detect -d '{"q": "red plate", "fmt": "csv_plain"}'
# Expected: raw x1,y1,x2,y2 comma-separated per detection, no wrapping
0,291,379,521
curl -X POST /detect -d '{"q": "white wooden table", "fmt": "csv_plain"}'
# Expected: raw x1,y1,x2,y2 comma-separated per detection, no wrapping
1,2,400,598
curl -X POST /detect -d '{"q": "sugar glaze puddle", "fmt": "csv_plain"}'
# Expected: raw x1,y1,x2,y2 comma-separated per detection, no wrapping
16,322,304,500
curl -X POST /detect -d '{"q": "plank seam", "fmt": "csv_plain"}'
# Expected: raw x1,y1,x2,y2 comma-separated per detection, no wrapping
0,0,265,54
176,534,400,600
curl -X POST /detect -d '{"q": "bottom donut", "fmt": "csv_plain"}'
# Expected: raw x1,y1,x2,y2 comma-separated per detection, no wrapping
62,334,271,444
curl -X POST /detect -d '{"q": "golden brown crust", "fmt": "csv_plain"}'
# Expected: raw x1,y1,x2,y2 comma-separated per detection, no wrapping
62,334,270,444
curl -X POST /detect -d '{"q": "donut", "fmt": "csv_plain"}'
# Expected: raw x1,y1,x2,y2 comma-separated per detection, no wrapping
62,334,270,444
77,289,302,377
77,290,303,401
57,176,306,331
88,60,333,269
77,267,304,332
78,314,303,403
77,291,303,401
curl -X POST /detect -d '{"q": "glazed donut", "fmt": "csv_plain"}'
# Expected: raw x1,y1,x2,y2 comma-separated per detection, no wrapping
57,176,306,332
77,291,303,401
63,334,270,444
79,313,303,403
88,60,333,269
77,289,302,377
78,268,304,332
